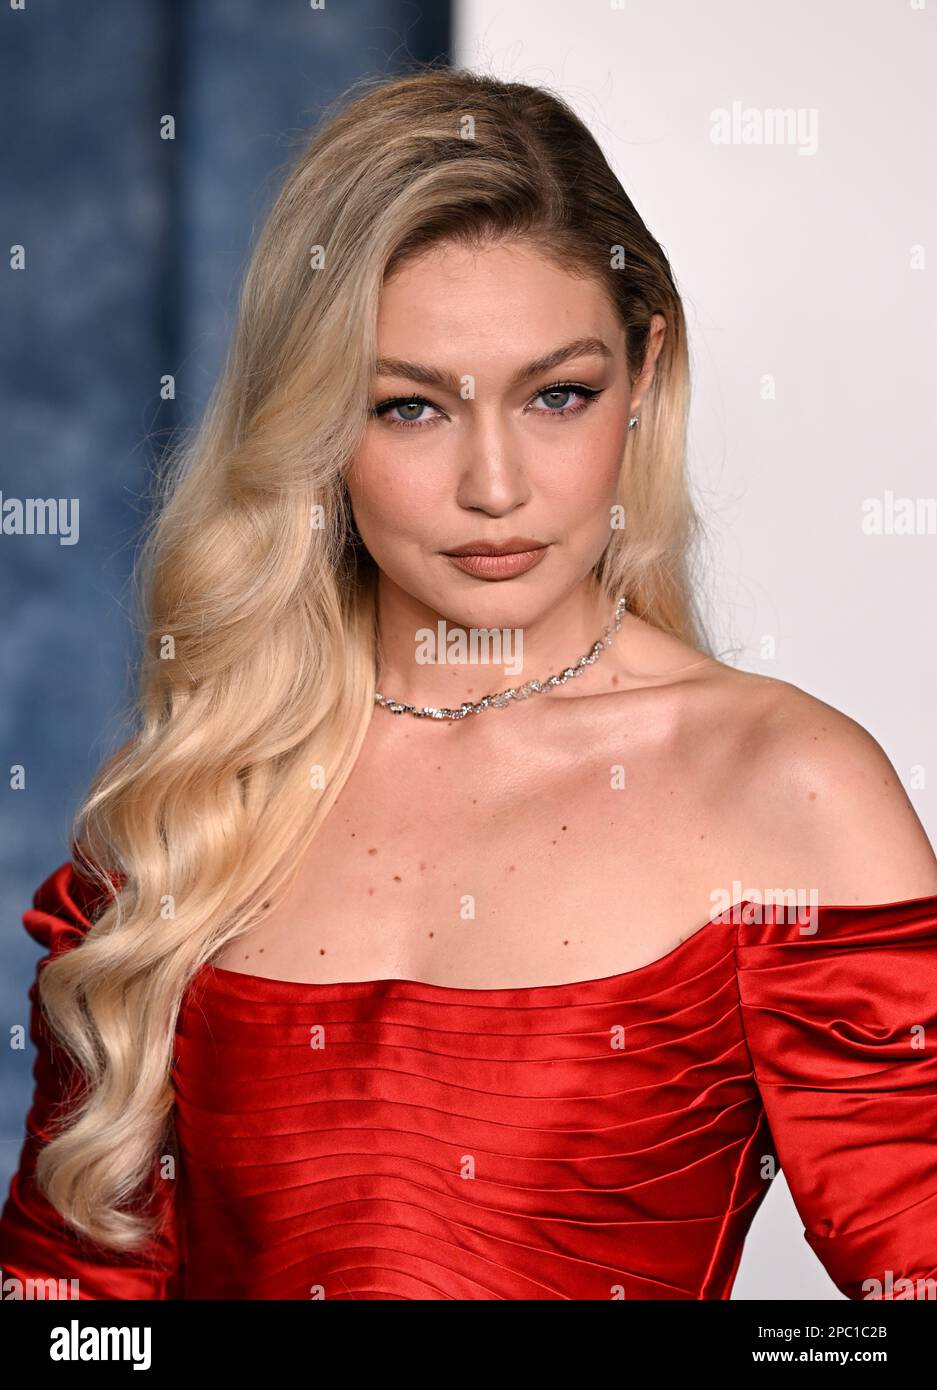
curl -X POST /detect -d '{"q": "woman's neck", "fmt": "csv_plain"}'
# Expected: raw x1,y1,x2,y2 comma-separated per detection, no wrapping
372,574,627,711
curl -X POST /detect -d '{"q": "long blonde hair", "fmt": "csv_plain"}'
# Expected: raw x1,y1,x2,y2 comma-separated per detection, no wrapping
34,66,709,1249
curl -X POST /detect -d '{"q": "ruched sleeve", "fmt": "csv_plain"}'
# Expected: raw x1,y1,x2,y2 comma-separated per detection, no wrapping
0,860,181,1299
736,895,937,1300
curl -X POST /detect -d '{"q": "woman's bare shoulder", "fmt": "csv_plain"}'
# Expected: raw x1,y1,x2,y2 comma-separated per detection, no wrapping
694,663,937,903
601,615,936,902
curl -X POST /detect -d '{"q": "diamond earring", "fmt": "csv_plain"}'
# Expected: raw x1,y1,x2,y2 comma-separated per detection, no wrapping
628,415,640,431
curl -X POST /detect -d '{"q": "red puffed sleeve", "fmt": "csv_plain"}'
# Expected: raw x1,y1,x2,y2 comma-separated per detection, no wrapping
0,860,182,1299
736,895,937,1300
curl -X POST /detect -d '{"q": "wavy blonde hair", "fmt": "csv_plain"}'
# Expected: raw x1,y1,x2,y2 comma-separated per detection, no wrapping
34,66,710,1250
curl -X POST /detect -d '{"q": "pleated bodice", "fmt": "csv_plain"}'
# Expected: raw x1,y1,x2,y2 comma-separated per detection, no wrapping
2,862,936,1301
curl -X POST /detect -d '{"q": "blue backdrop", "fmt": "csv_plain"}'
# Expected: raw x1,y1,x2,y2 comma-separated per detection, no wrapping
0,0,450,1177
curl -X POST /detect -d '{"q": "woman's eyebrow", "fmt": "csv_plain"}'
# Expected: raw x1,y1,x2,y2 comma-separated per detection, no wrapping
373,337,613,391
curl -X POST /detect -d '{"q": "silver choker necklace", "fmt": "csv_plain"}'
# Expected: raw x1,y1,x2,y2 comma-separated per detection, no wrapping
374,596,628,720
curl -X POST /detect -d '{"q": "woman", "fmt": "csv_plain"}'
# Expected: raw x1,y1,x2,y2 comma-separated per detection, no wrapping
1,68,935,1302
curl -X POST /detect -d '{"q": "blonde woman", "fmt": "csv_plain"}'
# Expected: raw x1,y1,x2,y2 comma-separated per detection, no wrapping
2,69,936,1302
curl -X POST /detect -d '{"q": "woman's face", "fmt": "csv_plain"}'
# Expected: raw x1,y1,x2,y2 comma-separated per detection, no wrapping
346,237,664,628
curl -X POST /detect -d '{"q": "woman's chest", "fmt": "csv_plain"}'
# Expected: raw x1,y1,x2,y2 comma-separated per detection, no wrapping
214,713,752,987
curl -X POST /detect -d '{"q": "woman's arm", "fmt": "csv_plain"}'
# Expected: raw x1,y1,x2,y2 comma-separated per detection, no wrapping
736,890,937,1300
0,862,182,1299
735,691,937,1298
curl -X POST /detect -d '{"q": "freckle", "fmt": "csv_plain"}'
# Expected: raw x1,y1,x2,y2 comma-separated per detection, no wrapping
551,839,557,845
350,832,356,838
319,948,326,956
561,825,567,831
393,874,402,882
611,674,619,685
258,947,265,954
808,791,817,800
563,939,569,946
367,886,375,896
419,862,427,872
507,864,516,872
262,900,270,909
368,847,378,856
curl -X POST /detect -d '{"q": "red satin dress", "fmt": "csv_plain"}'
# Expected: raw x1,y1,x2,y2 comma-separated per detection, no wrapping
2,860,936,1300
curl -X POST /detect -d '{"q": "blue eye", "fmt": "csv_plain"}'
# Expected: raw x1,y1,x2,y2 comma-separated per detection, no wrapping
371,396,442,429
370,381,604,430
539,388,577,410
529,382,602,419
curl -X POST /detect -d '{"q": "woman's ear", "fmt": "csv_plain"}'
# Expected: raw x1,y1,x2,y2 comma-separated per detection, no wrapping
629,312,667,416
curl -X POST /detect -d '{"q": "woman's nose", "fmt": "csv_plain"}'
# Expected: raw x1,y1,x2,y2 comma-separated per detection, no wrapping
453,412,532,515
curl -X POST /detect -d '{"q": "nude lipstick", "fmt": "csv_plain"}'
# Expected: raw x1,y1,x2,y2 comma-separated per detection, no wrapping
441,537,549,580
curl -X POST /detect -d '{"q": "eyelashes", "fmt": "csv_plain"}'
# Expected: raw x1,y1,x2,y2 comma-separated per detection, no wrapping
370,381,605,430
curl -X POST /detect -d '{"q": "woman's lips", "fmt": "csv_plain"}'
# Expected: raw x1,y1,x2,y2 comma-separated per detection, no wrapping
443,547,549,580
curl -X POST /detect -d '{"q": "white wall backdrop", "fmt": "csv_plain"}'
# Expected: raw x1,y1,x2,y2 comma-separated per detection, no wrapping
454,0,936,1300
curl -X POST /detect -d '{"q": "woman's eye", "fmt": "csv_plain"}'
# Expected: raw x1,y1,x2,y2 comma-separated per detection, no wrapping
372,396,442,428
529,383,602,418
372,383,602,429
